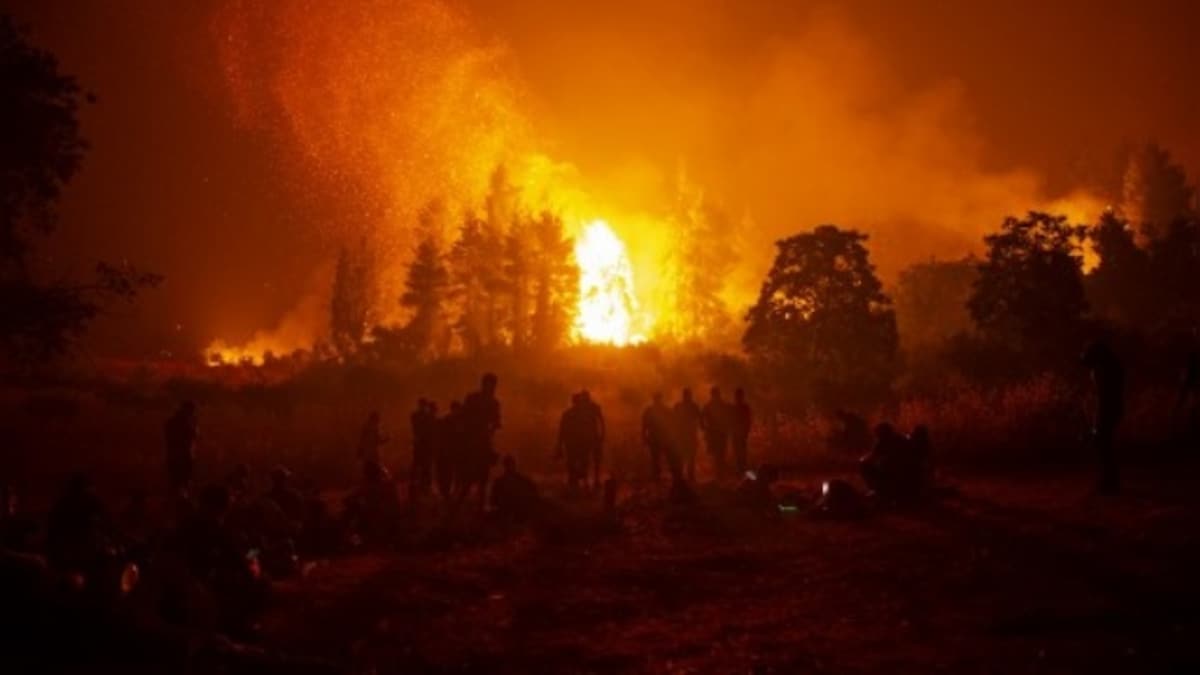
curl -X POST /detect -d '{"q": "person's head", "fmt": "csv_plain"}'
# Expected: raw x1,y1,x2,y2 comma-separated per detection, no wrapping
652,391,663,406
502,455,517,474
735,388,745,403
481,372,498,395
874,422,896,441
180,400,196,416
571,392,583,407
580,389,592,403
1081,339,1113,367
682,387,693,402
910,425,930,446
427,400,439,415
368,410,381,424
450,400,462,413
710,386,722,401
416,398,427,411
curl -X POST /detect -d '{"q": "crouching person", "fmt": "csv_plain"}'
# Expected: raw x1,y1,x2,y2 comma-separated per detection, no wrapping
490,456,541,525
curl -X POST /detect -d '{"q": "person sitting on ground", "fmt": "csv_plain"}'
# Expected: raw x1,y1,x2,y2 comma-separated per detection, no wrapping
46,473,109,573
1,483,37,552
828,409,871,454
266,465,305,526
736,464,780,512
490,455,541,523
343,460,401,545
860,423,919,501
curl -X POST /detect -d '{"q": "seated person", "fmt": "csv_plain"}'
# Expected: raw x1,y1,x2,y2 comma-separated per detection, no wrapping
490,456,541,523
860,423,921,501
736,464,780,511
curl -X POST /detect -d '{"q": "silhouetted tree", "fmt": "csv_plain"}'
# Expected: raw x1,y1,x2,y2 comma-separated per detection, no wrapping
893,257,976,350
528,212,578,349
1121,143,1194,244
400,232,450,358
1086,210,1153,326
1146,216,1200,326
330,239,374,355
663,173,737,341
968,212,1089,365
449,213,491,352
0,16,159,364
743,225,898,407
503,218,532,347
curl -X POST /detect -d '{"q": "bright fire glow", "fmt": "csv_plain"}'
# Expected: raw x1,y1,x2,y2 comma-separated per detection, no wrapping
573,219,646,346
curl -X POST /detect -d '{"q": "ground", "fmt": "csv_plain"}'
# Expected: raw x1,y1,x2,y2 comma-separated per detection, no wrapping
257,463,1200,674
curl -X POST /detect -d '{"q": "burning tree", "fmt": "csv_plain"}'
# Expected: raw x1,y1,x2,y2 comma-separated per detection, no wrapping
330,238,376,355
743,225,897,408
661,174,738,342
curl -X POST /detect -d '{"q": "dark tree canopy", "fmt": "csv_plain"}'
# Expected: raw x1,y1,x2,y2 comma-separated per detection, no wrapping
0,15,89,269
968,212,1089,363
1121,143,1194,244
1086,210,1153,326
743,225,897,407
0,15,158,365
893,257,976,350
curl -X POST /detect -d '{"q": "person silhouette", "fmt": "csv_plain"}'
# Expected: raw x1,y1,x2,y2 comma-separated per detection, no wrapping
436,400,463,499
580,390,606,489
459,373,502,507
732,388,753,475
641,392,673,482
164,400,199,497
358,410,389,466
490,455,541,523
410,399,436,497
557,393,590,489
1082,340,1125,495
701,387,732,478
672,388,702,483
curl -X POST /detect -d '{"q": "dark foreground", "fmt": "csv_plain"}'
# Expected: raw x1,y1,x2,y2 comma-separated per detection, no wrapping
246,466,1200,674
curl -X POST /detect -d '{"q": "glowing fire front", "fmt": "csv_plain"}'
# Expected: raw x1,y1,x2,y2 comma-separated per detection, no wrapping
572,220,646,346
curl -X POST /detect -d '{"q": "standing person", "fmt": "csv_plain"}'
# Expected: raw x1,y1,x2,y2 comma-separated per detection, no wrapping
358,410,390,466
701,387,732,479
410,400,436,497
580,390,606,489
459,373,502,507
1083,340,1125,495
641,393,673,482
435,401,463,499
556,393,590,490
164,400,199,497
732,388,753,476
672,388,702,483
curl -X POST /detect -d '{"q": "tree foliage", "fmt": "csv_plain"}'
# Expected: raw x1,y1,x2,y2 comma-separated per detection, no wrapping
893,257,976,350
743,225,897,407
968,212,1089,364
330,239,375,355
0,15,159,365
1121,142,1194,244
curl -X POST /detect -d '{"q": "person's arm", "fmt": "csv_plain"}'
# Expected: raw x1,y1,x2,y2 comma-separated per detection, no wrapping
597,408,606,443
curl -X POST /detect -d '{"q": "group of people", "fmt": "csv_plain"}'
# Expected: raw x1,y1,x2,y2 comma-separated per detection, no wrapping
640,387,753,486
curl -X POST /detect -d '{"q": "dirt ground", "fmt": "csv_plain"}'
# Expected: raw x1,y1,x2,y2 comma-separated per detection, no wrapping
254,463,1200,674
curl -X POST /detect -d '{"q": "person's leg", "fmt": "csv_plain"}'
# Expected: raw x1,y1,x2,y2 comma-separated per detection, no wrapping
650,444,661,481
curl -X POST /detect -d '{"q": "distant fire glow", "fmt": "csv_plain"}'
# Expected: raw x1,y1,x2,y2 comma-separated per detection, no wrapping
573,219,646,346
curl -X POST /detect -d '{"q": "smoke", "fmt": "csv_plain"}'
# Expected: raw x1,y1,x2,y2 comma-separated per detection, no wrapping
208,0,1106,352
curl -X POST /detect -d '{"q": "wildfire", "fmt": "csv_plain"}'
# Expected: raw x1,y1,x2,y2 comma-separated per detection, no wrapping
573,219,647,346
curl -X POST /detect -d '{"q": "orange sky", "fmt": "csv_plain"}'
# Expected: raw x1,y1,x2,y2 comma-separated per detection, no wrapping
4,0,1198,357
